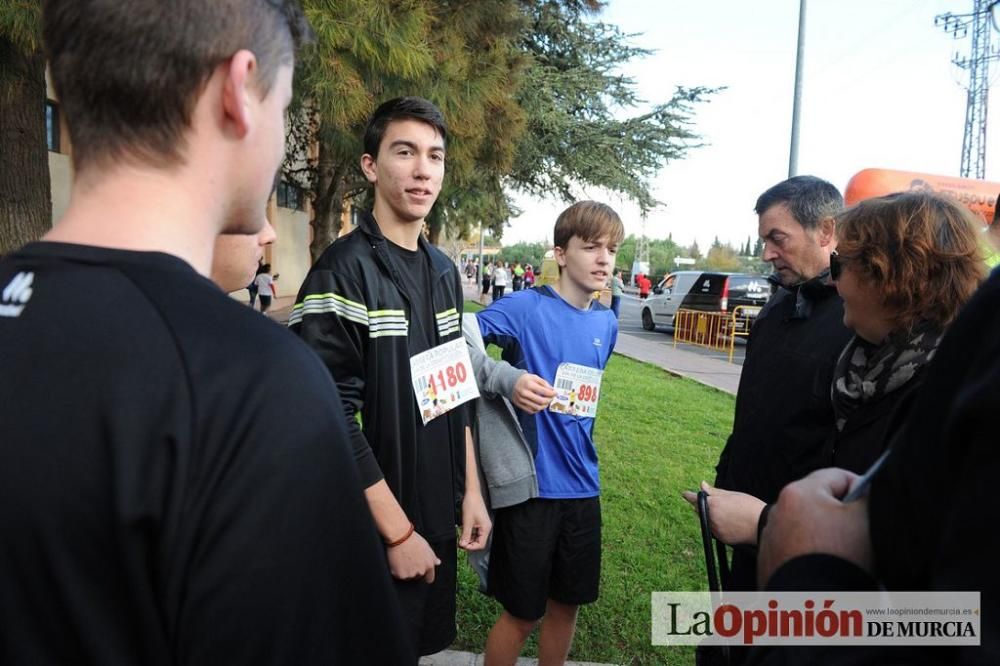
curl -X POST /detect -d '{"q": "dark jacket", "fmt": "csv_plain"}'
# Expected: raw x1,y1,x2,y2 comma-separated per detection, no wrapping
714,276,852,593
289,210,467,532
716,277,852,503
748,269,1000,665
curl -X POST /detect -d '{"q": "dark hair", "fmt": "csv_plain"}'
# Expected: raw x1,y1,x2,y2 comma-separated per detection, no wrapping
835,192,984,332
42,0,313,172
553,201,625,250
754,175,843,230
363,97,448,157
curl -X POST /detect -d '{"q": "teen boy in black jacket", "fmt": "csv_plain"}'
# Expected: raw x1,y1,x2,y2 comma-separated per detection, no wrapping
291,97,490,659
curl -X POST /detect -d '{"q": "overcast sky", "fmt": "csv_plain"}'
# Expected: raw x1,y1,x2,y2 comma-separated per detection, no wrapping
502,0,995,249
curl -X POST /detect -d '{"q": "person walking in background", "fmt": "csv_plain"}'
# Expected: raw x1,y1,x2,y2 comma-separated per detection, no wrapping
254,263,275,313
492,261,509,302
637,272,651,300
481,261,494,305
512,261,525,291
524,263,536,288
247,260,262,307
610,269,625,318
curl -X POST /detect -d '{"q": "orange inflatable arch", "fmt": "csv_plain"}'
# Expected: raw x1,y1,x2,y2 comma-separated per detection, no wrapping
844,168,1000,223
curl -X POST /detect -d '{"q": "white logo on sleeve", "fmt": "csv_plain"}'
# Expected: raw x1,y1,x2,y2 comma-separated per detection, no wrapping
0,272,34,318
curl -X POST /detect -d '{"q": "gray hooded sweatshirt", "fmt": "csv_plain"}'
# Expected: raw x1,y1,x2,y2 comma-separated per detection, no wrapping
462,313,538,509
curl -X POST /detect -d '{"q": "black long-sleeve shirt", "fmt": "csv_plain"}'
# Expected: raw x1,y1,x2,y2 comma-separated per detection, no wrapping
0,243,412,665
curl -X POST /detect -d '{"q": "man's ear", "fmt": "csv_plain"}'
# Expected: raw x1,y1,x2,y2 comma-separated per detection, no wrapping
817,216,836,247
221,50,258,139
360,153,378,184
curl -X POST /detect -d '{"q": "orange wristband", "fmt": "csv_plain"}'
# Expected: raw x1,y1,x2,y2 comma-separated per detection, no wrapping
386,522,415,548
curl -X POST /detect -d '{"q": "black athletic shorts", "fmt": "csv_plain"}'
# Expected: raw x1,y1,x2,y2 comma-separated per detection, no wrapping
487,497,602,621
392,538,457,657
481,278,491,294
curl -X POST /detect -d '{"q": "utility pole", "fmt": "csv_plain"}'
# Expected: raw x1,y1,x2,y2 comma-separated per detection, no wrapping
788,0,807,178
478,222,484,281
936,0,1000,179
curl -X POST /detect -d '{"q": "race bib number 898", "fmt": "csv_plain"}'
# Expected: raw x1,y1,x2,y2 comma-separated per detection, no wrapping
549,362,604,419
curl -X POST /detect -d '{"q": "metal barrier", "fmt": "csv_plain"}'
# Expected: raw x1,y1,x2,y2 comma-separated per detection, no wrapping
672,306,761,363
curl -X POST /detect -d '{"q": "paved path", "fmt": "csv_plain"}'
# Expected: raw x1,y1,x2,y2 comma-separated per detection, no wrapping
612,330,740,395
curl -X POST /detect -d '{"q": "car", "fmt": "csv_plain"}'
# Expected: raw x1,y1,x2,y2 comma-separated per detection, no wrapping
640,271,771,332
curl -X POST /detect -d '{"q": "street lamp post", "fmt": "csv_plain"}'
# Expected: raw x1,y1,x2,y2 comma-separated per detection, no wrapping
478,222,484,282
788,0,807,178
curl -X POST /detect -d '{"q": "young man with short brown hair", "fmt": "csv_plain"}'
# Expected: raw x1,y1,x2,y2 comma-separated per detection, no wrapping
477,201,624,665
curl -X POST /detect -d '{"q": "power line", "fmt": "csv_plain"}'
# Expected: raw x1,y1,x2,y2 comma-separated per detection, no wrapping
936,0,1000,178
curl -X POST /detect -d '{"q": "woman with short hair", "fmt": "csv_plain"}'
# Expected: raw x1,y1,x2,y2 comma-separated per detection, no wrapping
686,191,986,548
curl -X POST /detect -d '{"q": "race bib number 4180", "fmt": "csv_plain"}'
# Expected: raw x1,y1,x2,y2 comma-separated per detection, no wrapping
549,362,604,418
409,338,480,425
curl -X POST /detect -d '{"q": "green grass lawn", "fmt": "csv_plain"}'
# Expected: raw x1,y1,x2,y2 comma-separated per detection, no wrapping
457,302,736,664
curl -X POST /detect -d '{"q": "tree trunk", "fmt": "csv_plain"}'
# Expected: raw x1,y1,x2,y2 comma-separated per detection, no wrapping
427,219,442,246
0,37,51,255
309,139,346,263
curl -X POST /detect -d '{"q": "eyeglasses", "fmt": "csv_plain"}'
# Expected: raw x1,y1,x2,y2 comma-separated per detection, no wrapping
830,251,846,281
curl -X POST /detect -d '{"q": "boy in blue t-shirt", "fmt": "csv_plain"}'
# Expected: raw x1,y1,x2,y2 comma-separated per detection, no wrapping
477,200,624,665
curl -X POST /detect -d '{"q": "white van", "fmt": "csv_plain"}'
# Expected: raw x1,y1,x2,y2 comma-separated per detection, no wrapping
640,271,770,331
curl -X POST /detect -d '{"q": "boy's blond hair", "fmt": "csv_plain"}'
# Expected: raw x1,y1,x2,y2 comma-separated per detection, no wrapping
553,201,625,251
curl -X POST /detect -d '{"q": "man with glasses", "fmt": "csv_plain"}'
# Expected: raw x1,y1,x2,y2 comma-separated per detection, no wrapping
709,176,851,603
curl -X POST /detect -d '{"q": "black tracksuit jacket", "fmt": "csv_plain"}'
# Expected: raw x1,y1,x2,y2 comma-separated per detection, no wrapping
289,210,467,534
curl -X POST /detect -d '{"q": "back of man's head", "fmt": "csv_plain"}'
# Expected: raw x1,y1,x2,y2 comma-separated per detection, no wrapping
363,96,448,158
42,0,312,173
754,175,843,230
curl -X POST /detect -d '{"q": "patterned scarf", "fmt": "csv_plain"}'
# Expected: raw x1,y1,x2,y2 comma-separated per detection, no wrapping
831,322,943,431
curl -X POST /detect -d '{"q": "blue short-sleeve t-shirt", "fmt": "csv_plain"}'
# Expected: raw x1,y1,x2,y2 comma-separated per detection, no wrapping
477,286,617,498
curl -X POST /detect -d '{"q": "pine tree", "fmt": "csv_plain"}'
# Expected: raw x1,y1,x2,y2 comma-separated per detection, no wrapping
507,1,713,216
0,3,50,254
290,0,526,257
